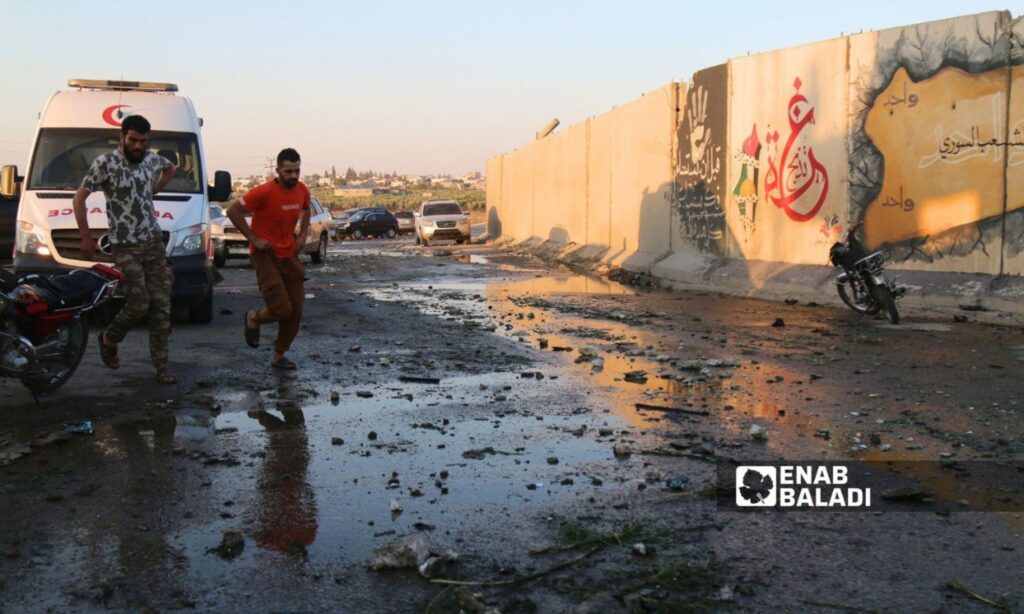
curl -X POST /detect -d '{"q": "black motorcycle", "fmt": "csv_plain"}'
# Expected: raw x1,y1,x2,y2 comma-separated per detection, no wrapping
829,224,903,324
0,264,123,394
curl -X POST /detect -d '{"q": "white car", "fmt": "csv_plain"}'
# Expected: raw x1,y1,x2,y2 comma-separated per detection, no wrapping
212,196,333,267
415,200,471,246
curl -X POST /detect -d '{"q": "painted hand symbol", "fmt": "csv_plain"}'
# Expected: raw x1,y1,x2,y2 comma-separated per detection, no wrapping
688,86,710,163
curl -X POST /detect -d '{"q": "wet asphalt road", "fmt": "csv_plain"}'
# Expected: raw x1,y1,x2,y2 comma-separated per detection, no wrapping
1,236,1022,613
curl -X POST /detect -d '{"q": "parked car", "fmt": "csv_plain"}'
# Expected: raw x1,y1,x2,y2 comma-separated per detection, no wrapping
393,210,415,234
337,209,399,240
415,200,471,245
330,207,363,240
213,196,333,267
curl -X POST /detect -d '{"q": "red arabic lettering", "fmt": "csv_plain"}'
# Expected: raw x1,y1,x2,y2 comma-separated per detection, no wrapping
764,77,830,222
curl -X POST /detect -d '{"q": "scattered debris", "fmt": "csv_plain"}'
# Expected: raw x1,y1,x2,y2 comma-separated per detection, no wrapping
632,543,653,556
945,581,1012,612
624,370,649,384
399,376,441,385
462,447,519,459
665,477,689,491
209,529,245,560
370,534,431,571
772,318,786,328
613,444,632,458
750,424,770,442
635,403,710,417
62,421,94,435
419,553,457,579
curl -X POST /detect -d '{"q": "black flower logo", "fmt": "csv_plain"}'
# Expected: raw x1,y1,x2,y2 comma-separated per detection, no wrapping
739,469,774,504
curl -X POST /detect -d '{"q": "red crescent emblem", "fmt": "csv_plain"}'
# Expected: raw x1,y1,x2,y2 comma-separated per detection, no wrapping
102,104,130,127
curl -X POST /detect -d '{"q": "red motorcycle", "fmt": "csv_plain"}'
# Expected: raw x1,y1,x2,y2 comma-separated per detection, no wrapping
0,264,123,394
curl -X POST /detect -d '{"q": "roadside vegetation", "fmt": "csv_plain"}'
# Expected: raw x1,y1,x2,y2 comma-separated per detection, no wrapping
312,187,486,214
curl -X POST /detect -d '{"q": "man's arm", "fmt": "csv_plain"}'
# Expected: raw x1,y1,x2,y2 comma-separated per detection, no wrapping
226,199,270,251
73,188,96,261
295,206,311,253
154,164,176,194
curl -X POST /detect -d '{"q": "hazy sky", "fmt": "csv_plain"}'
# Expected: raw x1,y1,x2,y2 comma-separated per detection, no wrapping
0,1,1002,178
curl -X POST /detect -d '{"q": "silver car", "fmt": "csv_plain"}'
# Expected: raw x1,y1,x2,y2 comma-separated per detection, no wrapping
415,200,471,246
213,196,333,266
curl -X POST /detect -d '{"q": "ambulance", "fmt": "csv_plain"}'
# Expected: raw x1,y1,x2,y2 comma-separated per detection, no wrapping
0,79,231,323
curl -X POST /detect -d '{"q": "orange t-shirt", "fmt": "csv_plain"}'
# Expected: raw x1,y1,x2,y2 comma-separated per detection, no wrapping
240,180,311,258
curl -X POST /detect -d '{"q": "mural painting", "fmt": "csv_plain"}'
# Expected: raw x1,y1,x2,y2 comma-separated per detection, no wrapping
675,64,728,255
849,11,1018,270
862,65,1021,251
764,78,830,223
731,125,761,236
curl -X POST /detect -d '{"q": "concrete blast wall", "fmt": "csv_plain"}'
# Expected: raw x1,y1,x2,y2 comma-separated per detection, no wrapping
487,10,1024,280
487,84,677,268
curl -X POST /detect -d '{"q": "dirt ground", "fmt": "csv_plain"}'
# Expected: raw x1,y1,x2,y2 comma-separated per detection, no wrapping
1,236,1022,613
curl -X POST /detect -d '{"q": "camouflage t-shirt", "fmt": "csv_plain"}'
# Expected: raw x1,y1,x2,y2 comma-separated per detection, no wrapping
80,149,171,244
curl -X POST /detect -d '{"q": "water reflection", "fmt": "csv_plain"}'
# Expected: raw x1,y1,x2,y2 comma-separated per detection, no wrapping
246,407,318,556
490,274,634,296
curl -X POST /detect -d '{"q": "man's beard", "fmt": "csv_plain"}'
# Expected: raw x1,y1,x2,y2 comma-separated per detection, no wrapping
280,177,298,188
124,147,145,163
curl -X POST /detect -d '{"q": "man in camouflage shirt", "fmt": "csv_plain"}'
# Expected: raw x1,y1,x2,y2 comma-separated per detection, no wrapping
72,114,178,384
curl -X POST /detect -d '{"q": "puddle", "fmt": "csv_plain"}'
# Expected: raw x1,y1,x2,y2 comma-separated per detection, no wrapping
49,370,637,572
875,323,951,332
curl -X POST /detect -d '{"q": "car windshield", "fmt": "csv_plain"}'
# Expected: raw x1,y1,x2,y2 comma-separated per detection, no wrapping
422,202,462,216
395,211,413,218
27,128,203,193
349,211,367,222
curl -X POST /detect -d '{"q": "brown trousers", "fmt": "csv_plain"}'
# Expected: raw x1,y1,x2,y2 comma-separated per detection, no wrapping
250,250,305,354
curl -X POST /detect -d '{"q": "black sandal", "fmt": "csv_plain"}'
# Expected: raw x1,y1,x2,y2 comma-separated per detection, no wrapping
271,357,297,370
98,332,119,369
244,311,260,348
156,368,177,385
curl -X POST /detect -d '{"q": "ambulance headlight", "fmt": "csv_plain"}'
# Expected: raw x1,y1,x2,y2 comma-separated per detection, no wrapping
15,221,51,257
171,224,208,256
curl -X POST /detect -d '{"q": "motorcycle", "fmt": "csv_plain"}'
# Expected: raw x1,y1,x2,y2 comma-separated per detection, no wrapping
0,264,123,394
829,223,904,324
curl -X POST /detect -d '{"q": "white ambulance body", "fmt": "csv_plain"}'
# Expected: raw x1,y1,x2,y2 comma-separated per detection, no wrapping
6,79,231,323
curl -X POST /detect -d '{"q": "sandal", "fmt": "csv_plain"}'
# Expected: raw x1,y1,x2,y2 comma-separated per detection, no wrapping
244,311,260,348
271,357,297,370
98,332,119,369
156,368,177,385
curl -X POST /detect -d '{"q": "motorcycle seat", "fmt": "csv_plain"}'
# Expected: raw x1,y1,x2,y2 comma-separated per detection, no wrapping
40,270,108,309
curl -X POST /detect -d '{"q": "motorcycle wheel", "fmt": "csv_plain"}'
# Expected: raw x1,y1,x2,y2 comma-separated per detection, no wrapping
837,279,881,315
874,284,900,324
22,320,89,394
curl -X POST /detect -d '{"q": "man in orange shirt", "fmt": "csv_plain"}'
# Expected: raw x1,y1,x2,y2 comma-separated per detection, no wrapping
226,148,311,369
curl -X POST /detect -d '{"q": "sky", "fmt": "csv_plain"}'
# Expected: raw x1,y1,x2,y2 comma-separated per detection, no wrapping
0,1,1008,179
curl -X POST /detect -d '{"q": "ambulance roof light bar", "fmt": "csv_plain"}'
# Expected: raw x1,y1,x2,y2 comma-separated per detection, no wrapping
67,79,178,93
